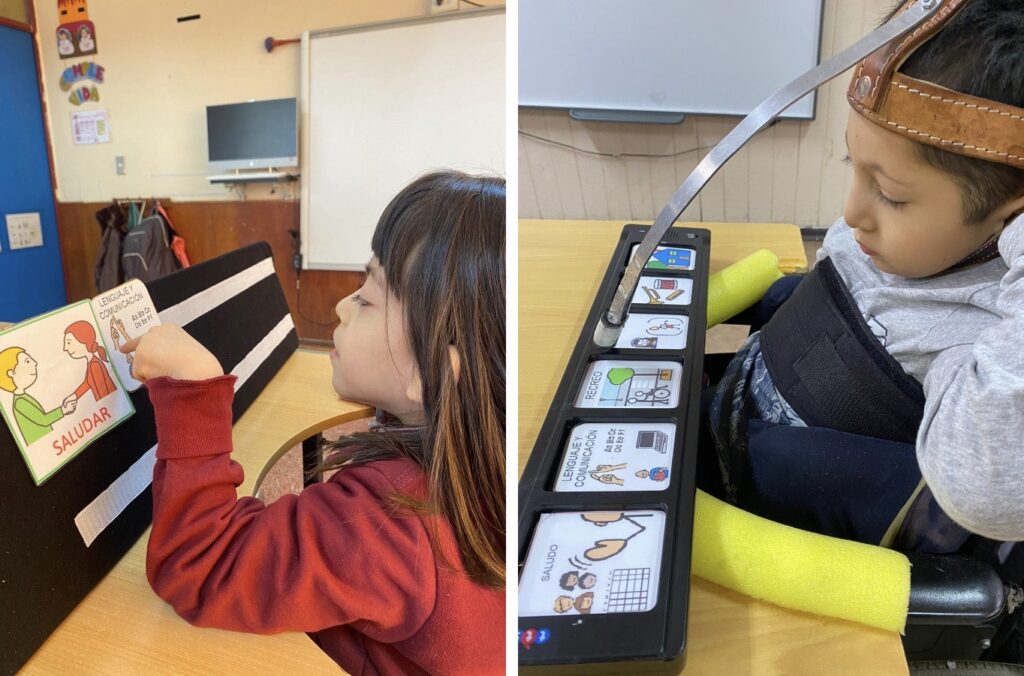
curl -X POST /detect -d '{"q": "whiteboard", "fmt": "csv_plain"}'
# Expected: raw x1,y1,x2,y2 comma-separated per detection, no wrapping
519,0,823,120
301,9,505,270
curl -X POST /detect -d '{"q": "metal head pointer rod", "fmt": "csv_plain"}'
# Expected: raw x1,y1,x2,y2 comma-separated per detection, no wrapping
593,0,945,347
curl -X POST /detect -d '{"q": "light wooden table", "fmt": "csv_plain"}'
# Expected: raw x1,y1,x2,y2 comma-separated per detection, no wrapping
519,219,909,675
19,349,372,675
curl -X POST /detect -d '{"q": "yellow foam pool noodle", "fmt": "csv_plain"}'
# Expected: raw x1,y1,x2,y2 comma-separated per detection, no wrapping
691,490,911,634
707,249,784,328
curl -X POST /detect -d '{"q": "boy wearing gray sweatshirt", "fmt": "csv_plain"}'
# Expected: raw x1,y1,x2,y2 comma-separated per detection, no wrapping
706,0,1024,545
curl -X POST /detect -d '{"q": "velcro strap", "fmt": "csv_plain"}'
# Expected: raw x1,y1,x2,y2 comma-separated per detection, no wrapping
760,257,925,443
794,333,912,442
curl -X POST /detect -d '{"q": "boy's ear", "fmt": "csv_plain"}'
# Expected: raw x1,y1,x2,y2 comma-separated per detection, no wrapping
1001,193,1024,227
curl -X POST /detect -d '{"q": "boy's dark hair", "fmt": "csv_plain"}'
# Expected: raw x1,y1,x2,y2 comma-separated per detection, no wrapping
883,0,1024,223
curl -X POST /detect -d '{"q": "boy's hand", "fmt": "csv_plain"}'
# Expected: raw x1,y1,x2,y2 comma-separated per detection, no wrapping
120,325,224,383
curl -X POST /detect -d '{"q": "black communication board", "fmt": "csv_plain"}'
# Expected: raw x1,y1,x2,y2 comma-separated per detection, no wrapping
518,225,710,674
0,243,298,675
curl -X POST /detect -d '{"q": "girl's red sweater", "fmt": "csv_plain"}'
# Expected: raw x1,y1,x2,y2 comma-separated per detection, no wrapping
145,375,505,675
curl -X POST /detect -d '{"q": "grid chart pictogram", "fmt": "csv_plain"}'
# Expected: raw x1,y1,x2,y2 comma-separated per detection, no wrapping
605,568,652,612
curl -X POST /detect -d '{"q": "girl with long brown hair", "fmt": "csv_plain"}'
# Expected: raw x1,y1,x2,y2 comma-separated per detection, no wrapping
123,171,505,675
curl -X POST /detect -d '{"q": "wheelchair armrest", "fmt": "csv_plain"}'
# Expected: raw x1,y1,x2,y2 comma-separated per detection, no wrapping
906,552,1006,625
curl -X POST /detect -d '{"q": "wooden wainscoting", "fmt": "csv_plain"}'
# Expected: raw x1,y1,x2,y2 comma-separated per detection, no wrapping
55,200,357,342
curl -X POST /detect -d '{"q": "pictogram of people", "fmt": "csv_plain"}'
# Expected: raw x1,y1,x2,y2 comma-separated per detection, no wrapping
589,463,669,486
553,592,595,615
0,347,77,444
635,466,669,482
63,321,116,403
559,570,597,591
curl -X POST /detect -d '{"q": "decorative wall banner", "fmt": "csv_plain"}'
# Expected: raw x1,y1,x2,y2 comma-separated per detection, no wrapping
59,61,105,106
67,86,100,106
57,0,98,59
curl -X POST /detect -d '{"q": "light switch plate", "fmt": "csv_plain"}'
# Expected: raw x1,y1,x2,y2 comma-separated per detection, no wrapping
6,212,44,250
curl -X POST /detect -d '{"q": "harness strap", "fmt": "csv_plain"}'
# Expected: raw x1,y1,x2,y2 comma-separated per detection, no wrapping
760,257,924,443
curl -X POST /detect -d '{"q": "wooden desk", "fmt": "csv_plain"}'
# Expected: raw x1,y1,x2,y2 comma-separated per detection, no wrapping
21,349,372,675
519,220,908,675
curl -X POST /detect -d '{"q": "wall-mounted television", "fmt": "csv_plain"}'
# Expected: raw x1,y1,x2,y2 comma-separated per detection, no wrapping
206,97,297,172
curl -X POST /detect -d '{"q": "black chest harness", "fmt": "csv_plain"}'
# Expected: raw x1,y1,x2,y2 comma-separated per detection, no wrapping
761,257,924,443
738,256,973,552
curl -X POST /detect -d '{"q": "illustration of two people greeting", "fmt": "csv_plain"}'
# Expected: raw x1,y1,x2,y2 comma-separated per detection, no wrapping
0,321,116,445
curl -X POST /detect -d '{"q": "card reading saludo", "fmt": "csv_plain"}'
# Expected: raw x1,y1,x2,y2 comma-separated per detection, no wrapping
555,422,676,492
519,510,666,617
0,280,160,485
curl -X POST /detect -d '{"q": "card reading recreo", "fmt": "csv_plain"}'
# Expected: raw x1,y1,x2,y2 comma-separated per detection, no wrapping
575,360,682,408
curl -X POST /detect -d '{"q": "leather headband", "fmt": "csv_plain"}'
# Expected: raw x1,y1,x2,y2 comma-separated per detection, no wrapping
847,0,1024,169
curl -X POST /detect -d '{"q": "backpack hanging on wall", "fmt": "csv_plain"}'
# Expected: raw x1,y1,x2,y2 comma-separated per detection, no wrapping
93,204,126,293
155,200,190,270
121,215,178,282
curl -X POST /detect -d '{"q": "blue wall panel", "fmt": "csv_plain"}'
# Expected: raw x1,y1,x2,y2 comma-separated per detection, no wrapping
0,25,66,323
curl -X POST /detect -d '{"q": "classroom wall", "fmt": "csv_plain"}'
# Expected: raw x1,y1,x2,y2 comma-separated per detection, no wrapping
55,200,347,340
518,0,893,229
34,0,439,202
0,0,28,24
36,0,498,341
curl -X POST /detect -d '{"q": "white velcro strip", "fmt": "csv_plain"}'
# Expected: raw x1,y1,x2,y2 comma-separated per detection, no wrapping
73,312,296,547
157,257,275,328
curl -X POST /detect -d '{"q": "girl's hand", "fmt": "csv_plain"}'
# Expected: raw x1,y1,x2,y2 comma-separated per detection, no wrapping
120,325,224,383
